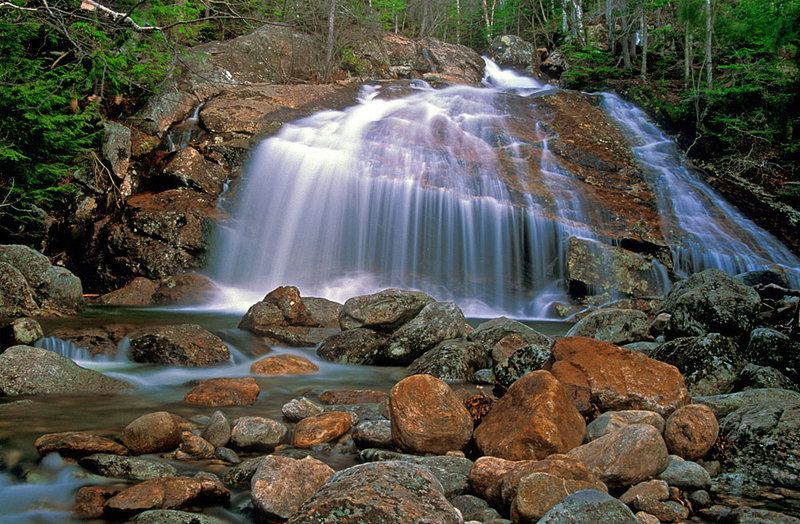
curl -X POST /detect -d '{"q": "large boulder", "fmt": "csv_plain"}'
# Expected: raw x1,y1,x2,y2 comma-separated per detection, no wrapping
0,345,131,396
121,412,184,455
229,416,288,451
286,461,463,524
389,374,473,454
649,333,746,396
79,454,177,481
744,328,800,381
0,262,39,317
473,370,585,460
468,316,553,365
316,327,388,365
0,244,83,313
381,301,470,365
585,410,665,442
493,343,554,388
567,424,670,489
719,398,800,491
663,404,719,461
406,339,490,381
693,388,800,419
359,449,474,500
547,337,690,417
487,35,538,69
104,475,230,516
338,289,435,332
292,412,354,448
35,432,129,458
658,268,760,339
128,324,230,366
251,455,334,520
565,237,667,299
566,308,649,345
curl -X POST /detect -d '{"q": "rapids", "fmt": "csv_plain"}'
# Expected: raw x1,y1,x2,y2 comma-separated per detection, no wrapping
207,59,799,317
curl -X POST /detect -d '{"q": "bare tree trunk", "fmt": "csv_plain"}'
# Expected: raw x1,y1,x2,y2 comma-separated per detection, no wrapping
572,0,585,44
704,0,713,89
684,31,692,89
607,0,615,53
561,0,568,34
640,11,648,79
456,0,461,44
621,15,631,70
326,0,336,79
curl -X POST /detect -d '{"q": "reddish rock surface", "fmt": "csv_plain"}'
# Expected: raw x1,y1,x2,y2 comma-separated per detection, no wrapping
104,475,230,515
250,354,319,375
97,276,159,305
547,336,690,417
473,370,585,461
178,433,215,459
389,374,473,454
35,432,128,458
567,423,670,489
292,412,354,448
121,412,184,455
251,455,334,519
319,389,389,405
183,377,260,406
512,472,607,523
663,404,719,461
150,273,219,305
74,486,122,519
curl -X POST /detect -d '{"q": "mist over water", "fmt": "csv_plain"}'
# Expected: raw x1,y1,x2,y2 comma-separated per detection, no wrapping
207,60,799,317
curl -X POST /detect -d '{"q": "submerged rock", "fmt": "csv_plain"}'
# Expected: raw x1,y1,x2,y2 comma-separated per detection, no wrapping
0,345,131,396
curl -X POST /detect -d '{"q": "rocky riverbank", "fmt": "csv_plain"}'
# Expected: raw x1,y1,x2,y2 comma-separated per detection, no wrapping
2,251,799,522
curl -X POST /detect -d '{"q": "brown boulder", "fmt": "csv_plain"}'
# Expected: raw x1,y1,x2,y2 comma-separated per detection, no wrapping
251,455,334,519
303,297,343,328
128,324,230,367
35,432,128,458
292,411,354,448
97,277,159,306
178,433,215,459
104,475,230,515
567,423,669,489
184,377,259,406
389,374,473,454
74,485,121,519
619,479,670,505
250,354,319,375
585,410,666,442
121,412,184,455
315,327,388,364
548,336,690,417
319,389,389,405
663,404,719,461
160,146,227,196
339,288,435,332
512,472,608,523
239,286,318,332
150,273,219,306
473,370,585,461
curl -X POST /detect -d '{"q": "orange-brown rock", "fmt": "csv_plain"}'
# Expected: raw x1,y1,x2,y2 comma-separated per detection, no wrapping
473,370,585,461
291,411,353,448
121,412,183,455
512,472,608,523
74,485,121,519
250,354,319,375
183,377,259,406
151,273,219,306
35,432,128,458
663,404,719,461
389,374,473,454
567,423,669,489
319,389,389,405
179,433,215,459
97,277,159,305
547,336,690,417
251,455,335,519
469,454,604,509
104,475,230,515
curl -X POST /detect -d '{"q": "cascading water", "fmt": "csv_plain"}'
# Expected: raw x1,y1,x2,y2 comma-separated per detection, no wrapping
601,93,800,284
208,60,798,317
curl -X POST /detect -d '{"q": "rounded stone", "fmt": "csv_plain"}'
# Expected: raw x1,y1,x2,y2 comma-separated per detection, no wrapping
664,404,719,461
121,412,183,455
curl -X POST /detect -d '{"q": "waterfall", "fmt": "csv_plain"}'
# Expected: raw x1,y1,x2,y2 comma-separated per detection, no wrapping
207,60,798,318
600,93,800,284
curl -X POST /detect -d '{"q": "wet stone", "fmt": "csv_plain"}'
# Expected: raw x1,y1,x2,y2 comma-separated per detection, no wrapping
79,453,177,480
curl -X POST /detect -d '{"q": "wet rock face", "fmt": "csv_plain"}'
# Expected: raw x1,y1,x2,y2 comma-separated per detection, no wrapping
0,244,83,314
339,288,436,332
128,324,230,367
104,475,230,516
382,301,470,365
251,456,334,520
287,461,463,524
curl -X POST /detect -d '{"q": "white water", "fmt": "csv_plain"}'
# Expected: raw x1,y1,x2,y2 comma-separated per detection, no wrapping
206,60,798,317
601,93,800,283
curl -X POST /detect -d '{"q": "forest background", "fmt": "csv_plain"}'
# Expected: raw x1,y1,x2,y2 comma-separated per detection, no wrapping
1,0,798,240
